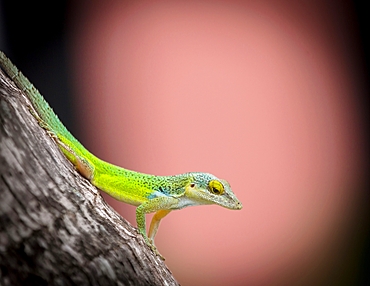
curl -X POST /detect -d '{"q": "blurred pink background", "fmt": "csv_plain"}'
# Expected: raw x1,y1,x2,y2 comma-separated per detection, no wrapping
70,1,367,285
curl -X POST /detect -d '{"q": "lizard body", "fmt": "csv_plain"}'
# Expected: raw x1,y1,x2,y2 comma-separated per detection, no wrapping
0,51,242,258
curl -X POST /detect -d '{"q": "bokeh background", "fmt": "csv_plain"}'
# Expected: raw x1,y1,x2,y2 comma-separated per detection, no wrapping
1,1,369,285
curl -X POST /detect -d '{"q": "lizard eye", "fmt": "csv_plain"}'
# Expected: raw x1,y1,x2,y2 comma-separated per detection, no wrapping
190,183,196,188
208,180,224,195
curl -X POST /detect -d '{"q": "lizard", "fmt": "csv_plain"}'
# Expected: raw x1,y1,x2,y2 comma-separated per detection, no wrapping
0,50,242,259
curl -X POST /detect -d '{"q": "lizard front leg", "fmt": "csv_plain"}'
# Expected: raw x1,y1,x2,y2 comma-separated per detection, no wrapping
148,209,172,243
136,197,178,259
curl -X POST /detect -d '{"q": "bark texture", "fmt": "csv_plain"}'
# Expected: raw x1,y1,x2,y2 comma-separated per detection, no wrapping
0,69,179,286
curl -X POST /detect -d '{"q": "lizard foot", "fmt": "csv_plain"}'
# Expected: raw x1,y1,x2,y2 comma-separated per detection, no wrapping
138,230,165,260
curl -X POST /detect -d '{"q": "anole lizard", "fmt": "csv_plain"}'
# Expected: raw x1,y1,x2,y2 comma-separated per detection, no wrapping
0,51,242,259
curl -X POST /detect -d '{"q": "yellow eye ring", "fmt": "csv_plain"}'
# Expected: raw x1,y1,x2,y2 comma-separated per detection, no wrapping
209,180,224,195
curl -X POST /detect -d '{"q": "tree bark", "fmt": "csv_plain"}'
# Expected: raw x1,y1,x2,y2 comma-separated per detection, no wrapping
0,69,179,286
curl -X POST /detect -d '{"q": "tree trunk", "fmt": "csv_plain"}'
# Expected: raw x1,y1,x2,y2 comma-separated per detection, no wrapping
0,69,179,286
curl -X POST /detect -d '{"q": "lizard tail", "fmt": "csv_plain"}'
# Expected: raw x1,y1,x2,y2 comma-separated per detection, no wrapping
0,51,94,167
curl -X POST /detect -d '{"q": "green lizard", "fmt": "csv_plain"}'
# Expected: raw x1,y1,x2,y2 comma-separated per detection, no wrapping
0,51,242,259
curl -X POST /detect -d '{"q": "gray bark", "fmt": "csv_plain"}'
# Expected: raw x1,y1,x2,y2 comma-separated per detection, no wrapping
0,69,178,286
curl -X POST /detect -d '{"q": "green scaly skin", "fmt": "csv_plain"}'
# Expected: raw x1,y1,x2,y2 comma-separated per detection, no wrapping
0,51,242,259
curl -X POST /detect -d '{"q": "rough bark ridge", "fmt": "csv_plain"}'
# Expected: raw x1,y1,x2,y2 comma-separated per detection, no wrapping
0,69,179,286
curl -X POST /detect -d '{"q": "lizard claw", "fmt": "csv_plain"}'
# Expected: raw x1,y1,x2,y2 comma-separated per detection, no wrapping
138,230,165,260
149,243,165,260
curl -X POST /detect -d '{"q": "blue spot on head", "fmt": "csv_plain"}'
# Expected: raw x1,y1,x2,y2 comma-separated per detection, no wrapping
158,186,171,195
147,186,171,199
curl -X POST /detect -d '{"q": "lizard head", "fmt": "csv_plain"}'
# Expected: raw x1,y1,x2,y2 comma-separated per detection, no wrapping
180,172,243,210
